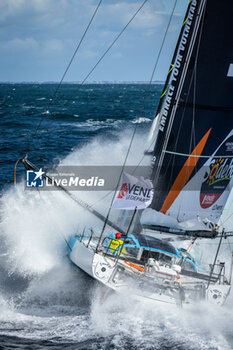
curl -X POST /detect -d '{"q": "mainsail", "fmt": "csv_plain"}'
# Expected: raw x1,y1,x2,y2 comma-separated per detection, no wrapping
144,0,233,236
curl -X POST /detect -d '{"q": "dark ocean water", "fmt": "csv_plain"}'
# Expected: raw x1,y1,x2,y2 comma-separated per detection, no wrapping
0,83,233,350
0,83,159,190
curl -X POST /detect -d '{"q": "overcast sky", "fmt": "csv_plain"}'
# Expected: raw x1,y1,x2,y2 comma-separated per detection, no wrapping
0,0,189,82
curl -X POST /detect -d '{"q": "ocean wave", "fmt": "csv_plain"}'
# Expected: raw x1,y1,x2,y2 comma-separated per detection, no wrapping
132,117,152,124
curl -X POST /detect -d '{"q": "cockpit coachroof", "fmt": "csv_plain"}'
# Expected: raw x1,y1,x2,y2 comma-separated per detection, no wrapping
133,234,178,256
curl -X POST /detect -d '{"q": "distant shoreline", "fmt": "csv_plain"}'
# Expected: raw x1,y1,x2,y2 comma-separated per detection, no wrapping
0,81,164,85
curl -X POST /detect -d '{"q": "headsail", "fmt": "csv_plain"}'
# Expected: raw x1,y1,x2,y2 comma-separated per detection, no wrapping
146,0,233,236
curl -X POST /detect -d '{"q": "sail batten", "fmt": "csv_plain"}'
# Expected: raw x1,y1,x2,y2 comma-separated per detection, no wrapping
163,150,233,159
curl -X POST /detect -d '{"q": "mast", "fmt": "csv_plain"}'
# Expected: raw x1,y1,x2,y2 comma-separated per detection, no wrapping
151,0,207,204
155,0,198,119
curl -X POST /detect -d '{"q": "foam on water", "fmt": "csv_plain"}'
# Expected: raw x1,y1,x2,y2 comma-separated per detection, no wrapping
90,287,233,349
0,130,147,279
132,117,151,124
1,184,77,275
0,130,233,348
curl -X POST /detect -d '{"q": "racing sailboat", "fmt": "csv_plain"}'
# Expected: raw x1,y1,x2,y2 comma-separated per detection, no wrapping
68,0,233,306
20,0,233,306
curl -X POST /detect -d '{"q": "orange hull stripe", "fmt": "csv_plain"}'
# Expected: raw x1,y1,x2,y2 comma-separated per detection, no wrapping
124,261,144,271
160,128,211,214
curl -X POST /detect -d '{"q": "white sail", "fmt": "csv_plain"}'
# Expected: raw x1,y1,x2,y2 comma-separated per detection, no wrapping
166,130,233,224
141,208,211,232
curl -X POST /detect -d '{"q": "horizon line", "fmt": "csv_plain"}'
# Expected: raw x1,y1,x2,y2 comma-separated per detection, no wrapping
0,80,165,85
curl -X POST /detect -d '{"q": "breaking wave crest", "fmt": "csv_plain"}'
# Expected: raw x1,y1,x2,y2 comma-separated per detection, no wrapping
0,125,233,349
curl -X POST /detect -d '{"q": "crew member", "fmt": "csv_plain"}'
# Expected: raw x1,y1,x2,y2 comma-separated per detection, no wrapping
109,232,128,255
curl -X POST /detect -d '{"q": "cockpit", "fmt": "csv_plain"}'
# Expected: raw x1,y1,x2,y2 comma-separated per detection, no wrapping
102,233,197,272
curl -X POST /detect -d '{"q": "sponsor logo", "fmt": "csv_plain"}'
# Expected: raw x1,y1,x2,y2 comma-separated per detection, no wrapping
118,183,128,198
26,169,45,188
200,194,218,208
200,135,233,208
112,173,153,209
117,182,152,203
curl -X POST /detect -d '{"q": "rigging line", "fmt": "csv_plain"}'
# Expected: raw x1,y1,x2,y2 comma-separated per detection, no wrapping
130,2,199,174
179,238,196,268
161,150,233,158
191,62,196,155
87,0,179,210
207,230,224,289
218,210,233,229
220,198,233,227
136,1,207,189
155,1,194,116
31,0,149,223
96,123,139,251
126,0,179,176
114,207,138,265
165,1,206,186
121,0,178,186
55,0,176,213
71,0,148,90
34,0,103,137
136,0,178,117
23,0,176,222
78,0,179,209
196,242,233,245
40,0,149,142
153,0,207,192
188,0,206,181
